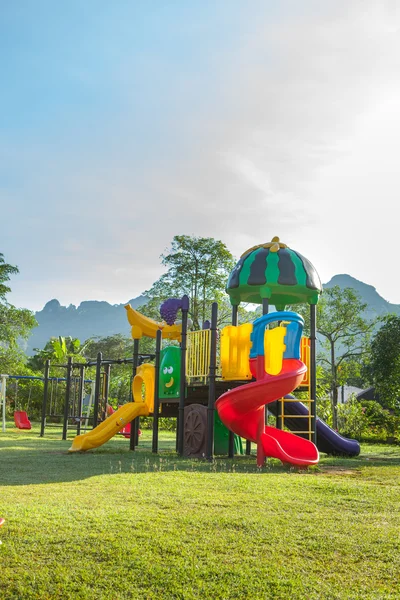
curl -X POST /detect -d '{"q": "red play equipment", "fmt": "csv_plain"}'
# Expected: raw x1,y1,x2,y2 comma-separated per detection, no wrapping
216,311,319,468
14,411,32,430
216,358,318,467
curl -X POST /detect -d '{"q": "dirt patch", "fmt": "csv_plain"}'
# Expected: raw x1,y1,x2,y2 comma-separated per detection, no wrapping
317,467,360,476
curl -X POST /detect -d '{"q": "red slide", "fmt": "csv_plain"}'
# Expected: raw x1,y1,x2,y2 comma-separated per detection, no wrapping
215,358,319,467
14,411,32,430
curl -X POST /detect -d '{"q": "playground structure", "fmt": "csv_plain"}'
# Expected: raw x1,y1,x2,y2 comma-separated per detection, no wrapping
40,353,154,442
1,374,40,432
68,236,360,466
1,373,96,433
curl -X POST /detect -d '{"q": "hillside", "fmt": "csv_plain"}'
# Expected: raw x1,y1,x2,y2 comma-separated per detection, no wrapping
324,274,400,320
25,296,147,355
25,275,400,356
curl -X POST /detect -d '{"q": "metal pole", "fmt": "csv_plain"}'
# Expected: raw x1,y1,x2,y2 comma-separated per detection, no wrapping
40,360,50,437
310,304,317,445
262,298,270,439
152,329,162,454
77,365,85,436
177,296,189,455
62,357,72,440
103,362,111,420
130,339,140,451
206,302,218,460
231,305,238,326
93,352,102,428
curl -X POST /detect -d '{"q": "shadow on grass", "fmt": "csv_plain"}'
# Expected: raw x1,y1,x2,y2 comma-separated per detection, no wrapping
1,424,399,487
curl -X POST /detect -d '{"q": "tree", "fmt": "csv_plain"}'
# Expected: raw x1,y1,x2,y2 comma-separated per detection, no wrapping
28,336,90,371
0,253,19,301
143,235,236,329
367,315,400,411
314,286,375,429
85,334,134,360
0,254,37,365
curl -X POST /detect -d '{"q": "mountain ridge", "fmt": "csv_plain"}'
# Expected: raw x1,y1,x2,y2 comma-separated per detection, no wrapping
25,275,400,355
26,295,147,355
324,274,400,320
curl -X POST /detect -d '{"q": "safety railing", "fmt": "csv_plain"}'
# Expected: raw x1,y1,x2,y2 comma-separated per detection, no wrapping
186,329,212,384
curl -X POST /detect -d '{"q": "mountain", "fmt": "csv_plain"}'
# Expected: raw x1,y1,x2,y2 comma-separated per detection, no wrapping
25,296,147,355
25,274,400,356
324,274,400,320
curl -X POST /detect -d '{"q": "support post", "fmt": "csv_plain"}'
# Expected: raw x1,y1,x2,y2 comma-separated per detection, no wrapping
103,362,111,420
93,352,102,428
152,330,162,454
77,364,85,436
130,339,140,451
228,305,238,458
62,357,72,440
206,303,218,461
177,296,189,456
261,299,270,451
310,304,317,445
40,360,50,437
262,298,269,315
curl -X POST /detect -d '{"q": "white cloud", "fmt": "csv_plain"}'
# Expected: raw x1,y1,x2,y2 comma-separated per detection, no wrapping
4,0,400,309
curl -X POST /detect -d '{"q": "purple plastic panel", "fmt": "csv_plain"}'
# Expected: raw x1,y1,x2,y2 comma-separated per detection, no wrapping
160,296,189,325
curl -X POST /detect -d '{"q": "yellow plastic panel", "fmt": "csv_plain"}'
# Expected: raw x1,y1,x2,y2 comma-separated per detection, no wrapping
221,323,253,380
300,337,310,386
186,330,211,382
264,326,286,375
133,363,155,413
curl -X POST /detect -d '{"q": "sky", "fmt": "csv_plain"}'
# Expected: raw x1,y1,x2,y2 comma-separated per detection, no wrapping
2,0,400,312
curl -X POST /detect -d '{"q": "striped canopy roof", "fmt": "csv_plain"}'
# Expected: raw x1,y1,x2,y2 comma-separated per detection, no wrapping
226,237,321,309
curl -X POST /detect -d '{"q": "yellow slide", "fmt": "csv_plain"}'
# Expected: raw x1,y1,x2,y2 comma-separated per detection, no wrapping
69,363,155,452
69,402,149,452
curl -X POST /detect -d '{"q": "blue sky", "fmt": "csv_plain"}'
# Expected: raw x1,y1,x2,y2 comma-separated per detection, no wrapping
2,1,400,311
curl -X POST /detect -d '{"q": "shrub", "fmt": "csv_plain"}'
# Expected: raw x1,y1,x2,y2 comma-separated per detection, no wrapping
316,398,333,427
360,400,400,442
336,395,367,440
139,416,176,431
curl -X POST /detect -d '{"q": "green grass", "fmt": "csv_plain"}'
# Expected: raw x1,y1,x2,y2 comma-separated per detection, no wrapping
1,422,400,599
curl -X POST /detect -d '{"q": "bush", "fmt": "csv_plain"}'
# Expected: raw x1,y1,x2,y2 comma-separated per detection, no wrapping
316,398,333,427
360,401,400,442
336,396,367,440
315,395,400,443
139,416,176,431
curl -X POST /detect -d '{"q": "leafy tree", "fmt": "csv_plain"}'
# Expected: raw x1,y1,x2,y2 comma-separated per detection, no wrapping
85,334,135,360
0,253,19,301
314,286,375,429
28,336,89,371
0,254,37,367
367,315,400,411
142,235,236,330
0,303,37,349
0,346,37,377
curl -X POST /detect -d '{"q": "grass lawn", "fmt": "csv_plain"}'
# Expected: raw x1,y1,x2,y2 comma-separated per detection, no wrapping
1,421,399,599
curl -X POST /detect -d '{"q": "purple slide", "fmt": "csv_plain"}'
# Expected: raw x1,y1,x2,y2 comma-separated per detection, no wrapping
268,395,360,457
